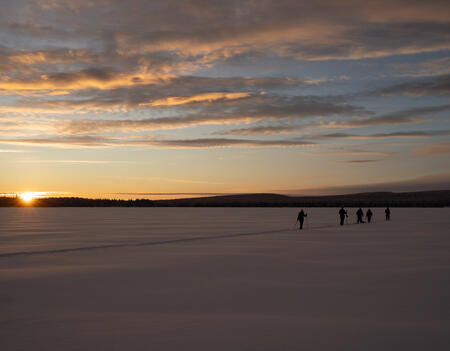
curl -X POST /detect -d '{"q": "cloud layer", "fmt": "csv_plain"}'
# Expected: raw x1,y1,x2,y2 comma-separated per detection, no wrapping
1,0,449,197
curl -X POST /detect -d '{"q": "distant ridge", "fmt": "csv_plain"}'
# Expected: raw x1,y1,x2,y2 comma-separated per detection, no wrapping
1,190,449,207
152,190,450,207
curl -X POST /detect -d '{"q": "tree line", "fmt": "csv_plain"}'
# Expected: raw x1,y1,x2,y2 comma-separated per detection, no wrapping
0,190,449,207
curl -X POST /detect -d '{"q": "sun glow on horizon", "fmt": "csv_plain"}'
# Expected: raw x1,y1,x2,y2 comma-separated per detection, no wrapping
18,192,47,203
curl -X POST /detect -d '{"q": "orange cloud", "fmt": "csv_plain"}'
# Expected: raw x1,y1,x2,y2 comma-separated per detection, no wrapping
0,72,170,91
149,92,251,107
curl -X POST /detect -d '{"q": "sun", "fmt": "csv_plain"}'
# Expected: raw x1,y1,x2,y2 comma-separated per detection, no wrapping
18,191,48,203
19,192,35,203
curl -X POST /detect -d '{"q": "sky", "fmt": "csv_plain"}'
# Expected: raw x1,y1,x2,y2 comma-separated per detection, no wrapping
0,0,449,199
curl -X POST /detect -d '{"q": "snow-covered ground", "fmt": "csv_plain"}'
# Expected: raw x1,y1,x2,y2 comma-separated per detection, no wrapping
1,207,449,350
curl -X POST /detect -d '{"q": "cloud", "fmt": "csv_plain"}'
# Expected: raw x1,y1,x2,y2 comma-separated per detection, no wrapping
334,159,379,164
0,115,59,136
375,74,450,96
215,103,450,138
139,138,314,149
0,92,360,138
1,1,449,92
106,1,450,61
389,57,450,78
5,98,445,139
415,142,450,155
0,149,30,153
1,0,449,157
108,176,224,185
0,66,167,91
7,48,103,66
15,159,135,164
58,115,248,134
276,22,450,61
159,76,304,90
0,136,314,149
0,135,116,148
217,104,450,135
326,105,450,128
218,125,306,135
309,147,392,157
9,75,322,111
54,94,361,134
314,130,450,140
3,75,341,118
148,92,251,106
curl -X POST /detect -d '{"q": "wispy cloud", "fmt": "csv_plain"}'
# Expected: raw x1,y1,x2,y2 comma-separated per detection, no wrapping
415,142,450,155
15,159,135,164
313,130,450,140
375,74,450,96
49,94,361,134
334,159,380,164
217,124,313,135
0,136,314,149
148,92,251,107
139,138,314,149
325,105,450,128
310,147,392,157
390,58,450,78
216,105,450,137
0,149,31,153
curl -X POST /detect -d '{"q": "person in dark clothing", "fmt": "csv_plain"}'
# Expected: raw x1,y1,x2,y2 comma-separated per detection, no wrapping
366,209,373,223
297,209,307,230
339,207,347,225
356,208,365,223
385,207,391,221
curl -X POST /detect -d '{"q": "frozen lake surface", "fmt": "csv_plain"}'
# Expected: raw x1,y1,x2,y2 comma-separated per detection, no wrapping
1,207,450,350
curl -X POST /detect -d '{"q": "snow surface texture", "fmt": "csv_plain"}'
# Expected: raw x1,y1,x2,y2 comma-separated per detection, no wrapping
1,207,449,350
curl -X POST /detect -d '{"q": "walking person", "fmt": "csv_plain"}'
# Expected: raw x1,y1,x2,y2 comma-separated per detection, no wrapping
297,209,307,230
356,208,364,224
366,209,373,223
339,207,347,226
385,207,391,221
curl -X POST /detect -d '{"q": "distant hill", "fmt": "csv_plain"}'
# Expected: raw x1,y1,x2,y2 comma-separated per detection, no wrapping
1,190,449,207
152,190,450,207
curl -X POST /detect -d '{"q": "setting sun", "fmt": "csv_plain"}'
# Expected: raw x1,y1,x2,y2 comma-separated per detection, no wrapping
18,192,47,203
19,192,35,202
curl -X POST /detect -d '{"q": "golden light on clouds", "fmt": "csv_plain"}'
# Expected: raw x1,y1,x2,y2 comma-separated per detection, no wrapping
0,0,448,198
149,92,251,107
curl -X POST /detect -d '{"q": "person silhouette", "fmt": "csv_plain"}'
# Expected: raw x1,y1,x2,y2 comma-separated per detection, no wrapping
339,207,347,225
356,208,364,223
366,209,373,223
385,207,391,221
297,209,307,230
